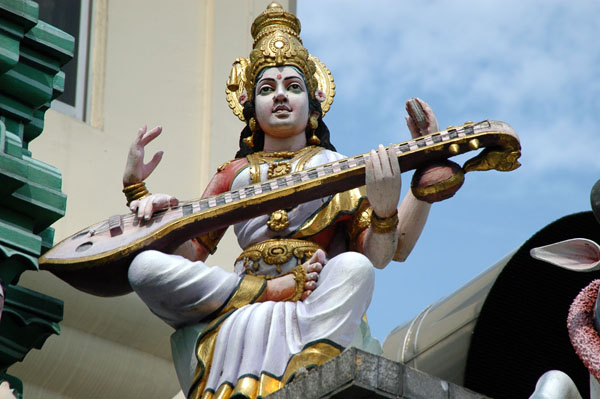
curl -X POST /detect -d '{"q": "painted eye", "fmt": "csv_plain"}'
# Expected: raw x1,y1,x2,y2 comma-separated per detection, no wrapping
288,83,303,91
258,86,274,95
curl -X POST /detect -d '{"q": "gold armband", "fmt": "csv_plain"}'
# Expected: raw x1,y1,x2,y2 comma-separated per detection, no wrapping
370,210,399,234
286,265,306,302
123,182,150,206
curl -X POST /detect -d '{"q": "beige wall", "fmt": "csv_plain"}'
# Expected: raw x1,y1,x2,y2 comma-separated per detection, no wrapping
13,1,296,398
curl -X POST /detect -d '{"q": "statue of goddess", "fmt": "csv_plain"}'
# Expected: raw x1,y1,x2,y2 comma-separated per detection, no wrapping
122,3,445,398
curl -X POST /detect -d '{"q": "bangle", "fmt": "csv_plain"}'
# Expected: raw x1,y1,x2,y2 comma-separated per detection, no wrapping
286,265,306,302
370,209,399,234
123,182,150,205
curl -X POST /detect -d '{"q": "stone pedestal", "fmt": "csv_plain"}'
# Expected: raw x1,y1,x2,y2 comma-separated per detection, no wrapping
267,348,489,399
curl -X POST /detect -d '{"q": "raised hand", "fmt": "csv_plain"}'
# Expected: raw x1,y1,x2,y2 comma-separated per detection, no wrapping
123,125,164,186
405,98,439,138
365,145,402,220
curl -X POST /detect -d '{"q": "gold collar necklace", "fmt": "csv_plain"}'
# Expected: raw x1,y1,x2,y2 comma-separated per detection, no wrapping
255,145,316,160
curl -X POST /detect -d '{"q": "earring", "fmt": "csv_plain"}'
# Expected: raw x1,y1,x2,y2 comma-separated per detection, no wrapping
308,115,320,145
244,117,258,148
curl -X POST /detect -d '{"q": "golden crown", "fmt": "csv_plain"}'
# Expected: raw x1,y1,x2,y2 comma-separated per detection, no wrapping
226,2,335,122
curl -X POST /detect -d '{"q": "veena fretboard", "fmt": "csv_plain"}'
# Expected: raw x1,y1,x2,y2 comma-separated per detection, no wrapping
40,120,520,296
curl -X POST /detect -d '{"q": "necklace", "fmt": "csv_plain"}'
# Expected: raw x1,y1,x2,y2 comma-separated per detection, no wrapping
255,145,316,161
248,146,321,231
258,146,317,179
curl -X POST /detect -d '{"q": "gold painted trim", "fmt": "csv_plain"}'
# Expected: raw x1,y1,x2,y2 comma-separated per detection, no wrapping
293,187,367,239
201,391,214,399
217,160,232,172
294,145,322,172
257,373,283,398
253,146,315,160
281,341,341,384
267,161,291,178
224,275,267,313
214,383,233,399
231,376,258,399
191,329,219,399
237,238,322,274
370,209,399,234
410,167,465,198
247,153,262,184
347,200,372,250
266,209,290,232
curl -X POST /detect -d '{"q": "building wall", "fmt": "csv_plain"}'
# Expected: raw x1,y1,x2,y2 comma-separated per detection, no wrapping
11,1,295,398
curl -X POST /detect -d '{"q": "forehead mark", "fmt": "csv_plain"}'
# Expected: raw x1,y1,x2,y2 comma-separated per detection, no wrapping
276,73,282,80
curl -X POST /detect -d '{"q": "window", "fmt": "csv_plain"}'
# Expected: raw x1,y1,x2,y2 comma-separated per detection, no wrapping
37,0,91,120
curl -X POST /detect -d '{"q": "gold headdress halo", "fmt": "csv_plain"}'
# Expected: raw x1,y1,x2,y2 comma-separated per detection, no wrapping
225,2,335,123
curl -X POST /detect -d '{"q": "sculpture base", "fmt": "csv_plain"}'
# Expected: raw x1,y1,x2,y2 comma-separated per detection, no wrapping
266,348,488,399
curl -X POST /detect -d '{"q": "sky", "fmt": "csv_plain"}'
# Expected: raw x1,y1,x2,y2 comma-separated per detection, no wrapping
297,0,600,344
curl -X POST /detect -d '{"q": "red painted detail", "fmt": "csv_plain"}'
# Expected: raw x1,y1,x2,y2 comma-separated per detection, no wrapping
202,158,249,197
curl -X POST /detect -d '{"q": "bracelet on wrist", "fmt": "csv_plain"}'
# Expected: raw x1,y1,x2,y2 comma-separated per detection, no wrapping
370,209,399,234
123,182,150,206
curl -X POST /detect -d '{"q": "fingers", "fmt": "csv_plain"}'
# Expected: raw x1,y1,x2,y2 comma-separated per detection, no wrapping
368,145,398,180
130,194,178,220
418,99,439,133
366,144,402,219
129,199,140,213
142,196,155,220
388,146,401,176
168,195,179,207
369,149,383,181
406,115,420,138
377,144,393,178
405,98,439,136
142,150,164,180
136,125,147,142
365,152,375,186
140,125,163,146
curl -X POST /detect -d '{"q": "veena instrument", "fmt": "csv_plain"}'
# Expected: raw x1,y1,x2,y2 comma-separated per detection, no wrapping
40,120,521,296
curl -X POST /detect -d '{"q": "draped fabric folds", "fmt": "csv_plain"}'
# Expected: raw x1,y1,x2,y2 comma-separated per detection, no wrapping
128,149,376,399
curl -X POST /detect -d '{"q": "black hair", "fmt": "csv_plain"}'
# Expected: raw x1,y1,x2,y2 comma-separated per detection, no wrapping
234,97,336,158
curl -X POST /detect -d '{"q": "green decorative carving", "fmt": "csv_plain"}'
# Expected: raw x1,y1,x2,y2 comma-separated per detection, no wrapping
0,285,62,369
0,0,74,396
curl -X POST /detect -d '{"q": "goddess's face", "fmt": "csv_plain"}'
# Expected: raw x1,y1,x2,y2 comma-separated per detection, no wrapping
254,66,310,139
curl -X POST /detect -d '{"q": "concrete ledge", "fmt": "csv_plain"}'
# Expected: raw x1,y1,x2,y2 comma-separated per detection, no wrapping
267,348,489,399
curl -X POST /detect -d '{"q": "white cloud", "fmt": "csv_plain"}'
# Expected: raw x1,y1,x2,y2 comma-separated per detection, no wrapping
299,0,600,173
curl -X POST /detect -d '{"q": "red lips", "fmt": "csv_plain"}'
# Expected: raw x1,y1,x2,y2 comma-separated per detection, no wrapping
273,104,292,112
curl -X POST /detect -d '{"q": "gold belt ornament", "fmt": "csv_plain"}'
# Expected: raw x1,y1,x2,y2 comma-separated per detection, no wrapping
237,239,322,274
